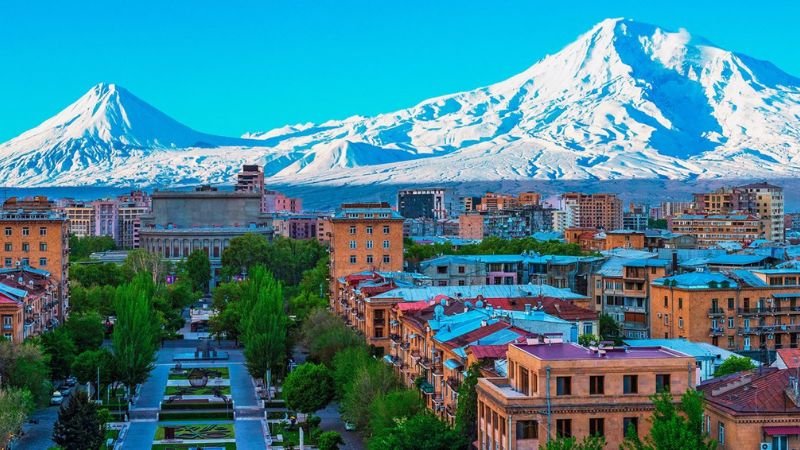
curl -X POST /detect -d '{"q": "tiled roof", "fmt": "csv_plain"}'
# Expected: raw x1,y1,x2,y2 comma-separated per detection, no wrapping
698,368,800,414
469,345,510,359
0,293,20,305
776,349,800,369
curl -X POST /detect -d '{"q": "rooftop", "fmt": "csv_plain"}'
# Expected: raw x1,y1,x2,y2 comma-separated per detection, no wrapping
698,368,799,414
653,272,738,289
624,339,745,362
371,283,587,301
706,254,770,266
513,342,687,361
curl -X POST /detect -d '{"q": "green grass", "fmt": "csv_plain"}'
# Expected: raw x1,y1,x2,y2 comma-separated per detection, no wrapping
154,424,234,441
164,385,231,396
266,410,296,420
167,367,230,380
271,422,318,447
160,402,231,411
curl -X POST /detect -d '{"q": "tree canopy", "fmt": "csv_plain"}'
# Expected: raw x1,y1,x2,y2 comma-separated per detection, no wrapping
64,311,105,353
622,390,715,450
367,413,466,450
240,266,288,379
0,387,33,448
112,274,160,391
0,339,51,406
713,355,755,377
282,362,335,414
52,389,105,450
185,249,211,293
69,235,116,261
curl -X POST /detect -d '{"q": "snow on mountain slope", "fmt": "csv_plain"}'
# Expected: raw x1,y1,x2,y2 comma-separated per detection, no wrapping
1,18,800,188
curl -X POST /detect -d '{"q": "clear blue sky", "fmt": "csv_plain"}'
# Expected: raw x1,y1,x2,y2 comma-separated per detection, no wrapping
1,0,798,142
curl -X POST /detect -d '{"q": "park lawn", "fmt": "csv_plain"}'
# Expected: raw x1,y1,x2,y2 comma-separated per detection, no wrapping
164,385,232,396
167,367,230,380
154,423,234,441
271,422,317,447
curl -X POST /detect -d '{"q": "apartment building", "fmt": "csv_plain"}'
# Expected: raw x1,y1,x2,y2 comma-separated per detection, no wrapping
63,203,96,237
459,207,555,240
649,268,800,354
329,203,405,288
668,214,763,248
476,341,693,450
561,193,623,230
397,188,449,220
0,267,63,342
118,203,148,249
234,164,265,194
698,368,800,450
693,183,784,241
272,213,321,240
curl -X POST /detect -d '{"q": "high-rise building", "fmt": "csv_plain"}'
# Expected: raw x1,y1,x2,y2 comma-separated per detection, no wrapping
397,188,449,220
92,200,118,238
329,202,404,290
234,164,265,193
62,202,96,237
693,183,784,241
668,214,763,248
561,193,623,230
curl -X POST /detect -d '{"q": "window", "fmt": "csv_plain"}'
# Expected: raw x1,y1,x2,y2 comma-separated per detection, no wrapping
3,258,10,268
383,225,390,234
458,266,465,274
383,255,390,264
21,243,29,252
519,367,530,395
623,417,638,437
374,327,383,338
516,420,538,440
728,298,734,309
556,376,571,395
366,255,373,264
556,419,572,438
3,227,10,236
39,227,47,236
718,422,725,445
583,322,593,335
39,242,47,251
728,317,734,328
589,418,604,437
349,240,357,249
349,255,356,264
663,296,668,307
22,227,29,236
349,226,356,234
678,318,684,329
3,243,10,252
656,374,671,393
20,258,28,266
366,226,373,235
38,258,47,267
2,315,11,329
458,280,465,286
773,435,789,450
366,240,373,249
623,375,638,394
678,298,683,309
383,240,390,249
589,376,604,395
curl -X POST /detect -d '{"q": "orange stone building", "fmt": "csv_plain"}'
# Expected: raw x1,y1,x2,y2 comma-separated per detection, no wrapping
329,202,404,294
649,269,800,353
476,342,694,450
562,193,623,230
698,368,800,450
0,267,62,341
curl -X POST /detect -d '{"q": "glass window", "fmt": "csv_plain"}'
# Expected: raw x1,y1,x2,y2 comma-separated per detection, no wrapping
22,227,29,236
366,226,373,235
39,242,47,251
3,258,11,267
349,240,357,249
383,240,390,249
589,376,604,395
718,422,725,445
773,435,789,450
39,258,47,267
589,418,604,437
3,227,10,236
366,255,373,264
21,243,29,252
349,255,356,264
383,255,390,264
516,421,538,440
39,227,47,236
3,243,10,251
556,376,571,396
623,417,638,437
656,374,671,393
383,225,390,234
623,375,638,394
349,225,356,234
556,419,572,438
366,240,373,249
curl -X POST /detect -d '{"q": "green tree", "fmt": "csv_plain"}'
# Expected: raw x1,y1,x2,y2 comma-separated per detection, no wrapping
186,249,211,293
221,233,270,276
578,334,600,347
65,311,105,353
39,327,77,381
367,413,466,450
283,363,335,414
317,431,344,450
69,235,116,261
621,390,715,450
455,363,480,442
71,348,117,386
540,435,606,450
648,218,668,229
341,359,399,431
70,262,126,287
599,313,622,342
713,355,755,377
0,387,34,448
209,281,244,342
368,389,424,438
303,309,363,365
331,346,372,397
123,249,169,285
112,275,160,392
0,340,51,406
52,389,105,450
289,291,327,323
240,266,288,379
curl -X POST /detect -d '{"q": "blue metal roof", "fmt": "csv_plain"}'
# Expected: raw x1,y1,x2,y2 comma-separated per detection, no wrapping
371,284,587,301
444,358,463,370
707,254,769,265
654,272,738,289
730,270,768,287
624,339,748,362
623,259,670,268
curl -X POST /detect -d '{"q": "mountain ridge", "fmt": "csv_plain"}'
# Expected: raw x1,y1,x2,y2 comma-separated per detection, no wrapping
1,18,799,187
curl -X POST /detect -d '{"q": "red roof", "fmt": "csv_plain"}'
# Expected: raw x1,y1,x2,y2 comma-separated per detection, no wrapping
484,297,598,321
776,348,800,369
360,284,395,296
0,293,19,306
469,345,508,359
445,322,510,348
698,368,800,414
396,301,433,312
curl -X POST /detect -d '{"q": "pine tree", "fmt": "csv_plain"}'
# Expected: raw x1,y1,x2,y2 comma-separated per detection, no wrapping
112,274,160,392
52,390,104,450
240,266,288,379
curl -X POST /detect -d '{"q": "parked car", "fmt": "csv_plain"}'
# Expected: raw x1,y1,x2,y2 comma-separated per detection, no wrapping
50,391,64,405
344,421,356,431
65,376,77,387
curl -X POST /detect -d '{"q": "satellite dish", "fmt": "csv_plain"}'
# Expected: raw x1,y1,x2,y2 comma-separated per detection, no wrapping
476,300,484,309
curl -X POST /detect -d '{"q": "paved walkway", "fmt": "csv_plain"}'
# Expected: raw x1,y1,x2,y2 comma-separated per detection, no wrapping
14,405,59,450
317,402,365,450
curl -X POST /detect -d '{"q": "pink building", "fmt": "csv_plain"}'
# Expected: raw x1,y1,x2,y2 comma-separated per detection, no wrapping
264,190,303,213
272,214,319,240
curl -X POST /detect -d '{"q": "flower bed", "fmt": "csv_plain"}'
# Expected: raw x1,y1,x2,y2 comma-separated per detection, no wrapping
155,424,234,440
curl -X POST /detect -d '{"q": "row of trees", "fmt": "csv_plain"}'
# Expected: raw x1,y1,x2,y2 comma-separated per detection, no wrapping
404,236,588,265
220,234,327,287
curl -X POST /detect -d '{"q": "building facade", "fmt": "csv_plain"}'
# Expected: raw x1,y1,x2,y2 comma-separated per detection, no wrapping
668,214,763,248
397,188,449,220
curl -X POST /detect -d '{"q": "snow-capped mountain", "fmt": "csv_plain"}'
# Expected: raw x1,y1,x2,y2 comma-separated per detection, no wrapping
1,18,800,188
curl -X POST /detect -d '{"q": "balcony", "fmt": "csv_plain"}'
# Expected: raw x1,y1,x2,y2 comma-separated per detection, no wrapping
432,395,444,405
419,381,435,395
390,334,401,344
445,405,456,419
432,363,444,377
737,324,800,335
708,308,725,317
356,313,365,322
709,327,725,336
418,357,432,370
446,377,461,392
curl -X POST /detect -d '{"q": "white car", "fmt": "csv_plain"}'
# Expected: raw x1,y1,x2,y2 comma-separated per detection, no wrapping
344,421,356,431
50,391,64,405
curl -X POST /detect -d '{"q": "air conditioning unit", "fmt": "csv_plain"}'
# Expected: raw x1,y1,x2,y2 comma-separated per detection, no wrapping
657,313,662,318
760,443,772,450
